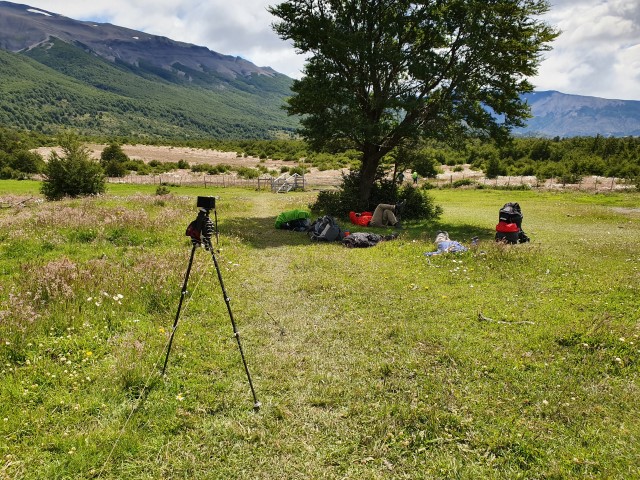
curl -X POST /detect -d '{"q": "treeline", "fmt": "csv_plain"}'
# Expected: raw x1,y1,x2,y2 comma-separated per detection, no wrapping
435,136,640,181
2,124,639,184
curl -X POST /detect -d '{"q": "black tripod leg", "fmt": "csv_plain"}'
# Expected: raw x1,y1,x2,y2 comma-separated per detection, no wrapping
213,208,219,245
162,243,197,376
208,249,261,411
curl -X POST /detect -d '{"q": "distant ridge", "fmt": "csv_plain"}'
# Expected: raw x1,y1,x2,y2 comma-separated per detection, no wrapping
516,91,640,138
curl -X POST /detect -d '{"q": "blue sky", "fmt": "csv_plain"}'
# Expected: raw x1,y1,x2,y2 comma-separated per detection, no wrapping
21,0,640,100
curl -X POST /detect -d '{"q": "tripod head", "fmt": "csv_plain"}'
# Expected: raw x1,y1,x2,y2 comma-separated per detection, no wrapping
186,196,217,250
196,195,216,212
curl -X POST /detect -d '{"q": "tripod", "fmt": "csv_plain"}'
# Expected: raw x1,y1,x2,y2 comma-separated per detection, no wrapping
162,196,260,411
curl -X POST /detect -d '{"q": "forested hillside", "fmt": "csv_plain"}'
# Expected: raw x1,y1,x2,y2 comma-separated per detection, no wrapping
0,42,296,139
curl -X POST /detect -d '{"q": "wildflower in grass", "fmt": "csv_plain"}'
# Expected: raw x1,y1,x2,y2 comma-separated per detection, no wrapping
85,351,92,357
176,393,185,401
159,327,166,334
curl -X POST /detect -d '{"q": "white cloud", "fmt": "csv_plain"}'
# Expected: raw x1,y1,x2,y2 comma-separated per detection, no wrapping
534,0,640,99
18,0,640,99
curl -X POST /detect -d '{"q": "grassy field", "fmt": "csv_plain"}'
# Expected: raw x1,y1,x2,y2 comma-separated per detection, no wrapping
1,180,639,479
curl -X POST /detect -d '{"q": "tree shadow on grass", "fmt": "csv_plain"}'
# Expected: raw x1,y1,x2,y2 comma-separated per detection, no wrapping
218,215,496,250
221,215,314,249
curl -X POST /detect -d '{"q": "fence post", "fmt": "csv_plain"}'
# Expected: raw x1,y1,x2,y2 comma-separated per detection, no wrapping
611,178,615,191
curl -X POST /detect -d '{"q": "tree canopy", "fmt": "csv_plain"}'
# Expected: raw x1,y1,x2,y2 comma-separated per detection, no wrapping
270,0,558,202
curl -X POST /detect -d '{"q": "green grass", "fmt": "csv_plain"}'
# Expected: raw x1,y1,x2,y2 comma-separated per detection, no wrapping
1,183,639,479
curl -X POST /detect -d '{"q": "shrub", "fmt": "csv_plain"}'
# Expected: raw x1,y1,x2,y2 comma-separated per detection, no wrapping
9,150,45,174
452,178,476,188
41,133,105,201
0,166,16,179
235,167,260,179
289,166,306,176
100,144,129,163
310,170,441,221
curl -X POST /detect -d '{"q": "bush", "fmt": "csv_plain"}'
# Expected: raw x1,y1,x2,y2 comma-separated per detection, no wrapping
100,144,129,164
103,160,128,177
310,170,441,221
235,167,260,179
41,133,105,201
9,150,45,174
452,179,476,188
289,166,306,176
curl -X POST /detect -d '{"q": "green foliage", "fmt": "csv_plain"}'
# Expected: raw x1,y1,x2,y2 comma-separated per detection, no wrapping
9,150,45,174
0,41,297,140
235,167,260,179
310,170,441,221
393,144,441,178
0,125,47,177
100,143,130,177
270,0,557,201
452,179,477,188
100,144,129,164
40,133,106,200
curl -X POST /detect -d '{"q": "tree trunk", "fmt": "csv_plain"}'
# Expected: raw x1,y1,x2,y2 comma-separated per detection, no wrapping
358,147,384,207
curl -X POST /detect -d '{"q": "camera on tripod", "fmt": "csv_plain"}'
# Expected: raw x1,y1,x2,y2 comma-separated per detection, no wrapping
186,196,218,250
164,196,260,410
197,196,215,211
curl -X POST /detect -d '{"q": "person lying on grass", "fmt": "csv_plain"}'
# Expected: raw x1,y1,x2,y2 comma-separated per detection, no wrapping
349,200,405,229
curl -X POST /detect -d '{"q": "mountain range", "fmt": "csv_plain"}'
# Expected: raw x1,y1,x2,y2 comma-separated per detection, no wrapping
519,91,640,137
0,1,639,140
0,1,296,139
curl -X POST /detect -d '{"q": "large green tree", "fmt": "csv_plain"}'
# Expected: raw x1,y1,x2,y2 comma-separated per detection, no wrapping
270,0,557,202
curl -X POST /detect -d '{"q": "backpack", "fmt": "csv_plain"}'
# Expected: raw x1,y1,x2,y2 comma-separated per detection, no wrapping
498,202,523,228
309,215,344,242
496,202,530,244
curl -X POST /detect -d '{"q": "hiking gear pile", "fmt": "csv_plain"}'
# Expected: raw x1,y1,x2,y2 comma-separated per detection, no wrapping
342,232,398,248
349,210,373,226
309,215,346,242
275,209,312,231
496,202,530,244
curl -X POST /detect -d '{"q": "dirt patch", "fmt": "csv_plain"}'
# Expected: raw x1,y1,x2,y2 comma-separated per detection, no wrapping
610,207,640,216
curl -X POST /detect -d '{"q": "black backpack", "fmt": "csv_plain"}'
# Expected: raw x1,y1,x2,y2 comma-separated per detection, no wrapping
498,202,523,228
309,215,344,242
496,202,530,244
